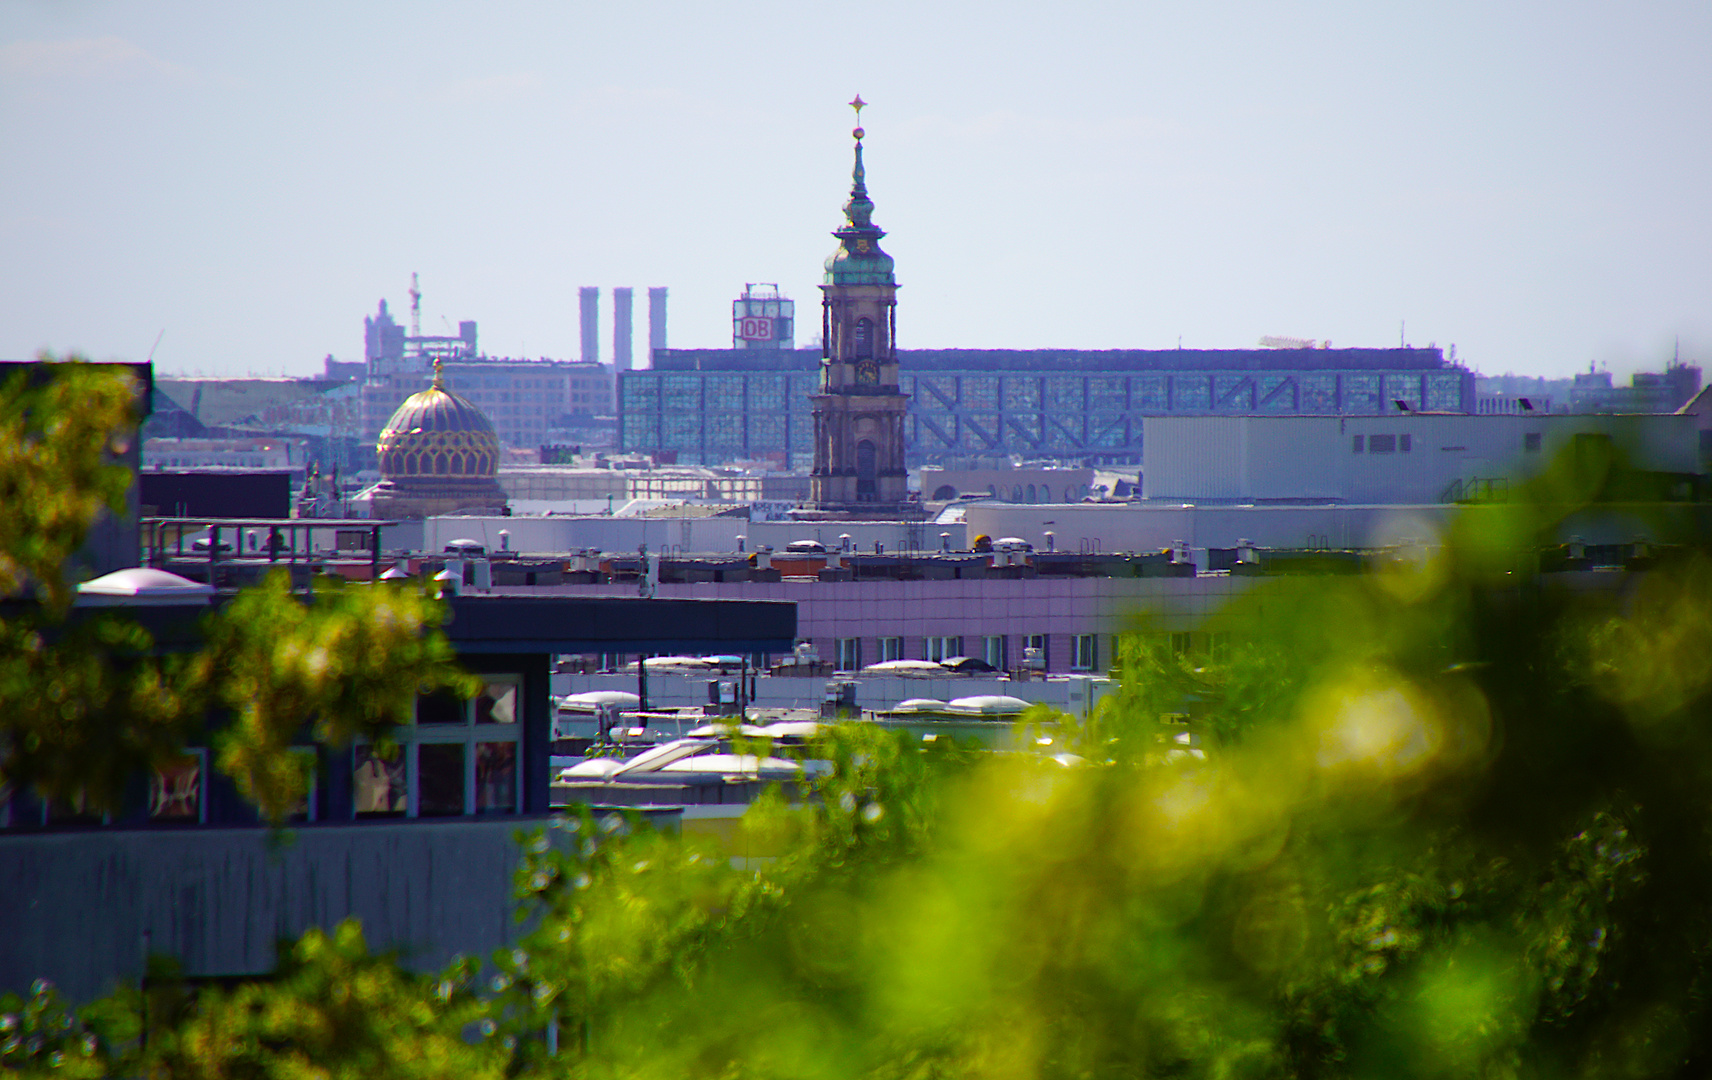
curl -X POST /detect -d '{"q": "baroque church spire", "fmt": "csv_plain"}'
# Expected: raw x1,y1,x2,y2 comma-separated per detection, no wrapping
825,95,895,287
804,95,912,518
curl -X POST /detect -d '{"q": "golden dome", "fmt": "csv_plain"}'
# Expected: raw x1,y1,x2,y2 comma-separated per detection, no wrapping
376,365,499,480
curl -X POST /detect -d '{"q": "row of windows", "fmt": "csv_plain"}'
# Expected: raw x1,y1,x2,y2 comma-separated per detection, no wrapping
1352,434,1413,453
355,675,522,818
929,482,1093,503
828,633,1240,676
2,676,525,828
1352,432,1545,455
620,372,1465,414
831,634,1098,672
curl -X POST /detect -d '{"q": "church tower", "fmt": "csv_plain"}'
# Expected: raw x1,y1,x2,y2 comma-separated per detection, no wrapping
808,97,912,515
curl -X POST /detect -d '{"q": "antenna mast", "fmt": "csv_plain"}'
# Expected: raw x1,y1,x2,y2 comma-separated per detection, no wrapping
409,272,422,340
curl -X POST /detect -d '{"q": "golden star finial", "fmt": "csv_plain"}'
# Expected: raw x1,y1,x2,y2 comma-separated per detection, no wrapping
849,94,866,120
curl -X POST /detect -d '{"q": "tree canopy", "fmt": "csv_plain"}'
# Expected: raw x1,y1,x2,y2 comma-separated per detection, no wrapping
0,360,472,823
6,360,1712,1077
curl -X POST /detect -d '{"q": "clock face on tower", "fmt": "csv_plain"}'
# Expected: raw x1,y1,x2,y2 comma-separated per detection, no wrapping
855,360,879,386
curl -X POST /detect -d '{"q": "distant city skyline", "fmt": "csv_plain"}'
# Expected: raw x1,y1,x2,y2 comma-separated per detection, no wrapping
4,1,1710,381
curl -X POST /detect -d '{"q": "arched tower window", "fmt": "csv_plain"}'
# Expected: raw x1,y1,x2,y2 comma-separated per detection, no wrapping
853,317,874,360
856,440,877,497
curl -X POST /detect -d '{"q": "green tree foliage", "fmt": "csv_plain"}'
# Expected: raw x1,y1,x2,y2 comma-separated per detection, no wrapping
0,362,140,613
12,363,1712,1075
198,572,476,820
475,504,1712,1077
142,921,499,1080
0,359,473,821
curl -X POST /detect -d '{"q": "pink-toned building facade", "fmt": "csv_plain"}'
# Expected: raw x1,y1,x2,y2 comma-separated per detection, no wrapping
561,575,1253,674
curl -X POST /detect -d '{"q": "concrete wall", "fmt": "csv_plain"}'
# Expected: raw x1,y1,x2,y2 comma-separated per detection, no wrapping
0,818,541,1002
1144,413,1701,503
960,500,1712,557
540,575,1250,673
419,516,966,559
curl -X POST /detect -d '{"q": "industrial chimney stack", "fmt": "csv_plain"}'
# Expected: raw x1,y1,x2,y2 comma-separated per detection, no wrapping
647,287,668,367
578,287,599,365
612,287,634,372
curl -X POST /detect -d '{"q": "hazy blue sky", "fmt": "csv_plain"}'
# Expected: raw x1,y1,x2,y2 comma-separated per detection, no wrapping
4,1,1709,380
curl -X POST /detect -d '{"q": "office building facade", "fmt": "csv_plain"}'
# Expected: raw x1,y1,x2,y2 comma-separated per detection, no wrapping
619,347,1474,467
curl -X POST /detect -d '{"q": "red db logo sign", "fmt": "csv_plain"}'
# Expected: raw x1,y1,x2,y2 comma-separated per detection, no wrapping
738,317,774,341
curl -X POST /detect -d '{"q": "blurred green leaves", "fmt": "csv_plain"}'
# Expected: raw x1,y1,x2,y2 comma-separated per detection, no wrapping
0,360,471,818
12,359,1712,1076
201,570,475,820
0,359,140,614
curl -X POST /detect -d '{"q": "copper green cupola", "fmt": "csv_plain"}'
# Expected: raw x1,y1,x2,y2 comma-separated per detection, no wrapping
824,96,895,287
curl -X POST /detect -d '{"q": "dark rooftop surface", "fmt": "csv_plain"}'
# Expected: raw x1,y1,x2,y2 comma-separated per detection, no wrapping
646,347,1453,374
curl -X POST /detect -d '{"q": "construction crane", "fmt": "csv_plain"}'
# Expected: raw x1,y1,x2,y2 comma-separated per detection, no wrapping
409,272,422,340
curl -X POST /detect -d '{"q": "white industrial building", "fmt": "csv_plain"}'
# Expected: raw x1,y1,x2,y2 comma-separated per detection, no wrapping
1141,413,1699,504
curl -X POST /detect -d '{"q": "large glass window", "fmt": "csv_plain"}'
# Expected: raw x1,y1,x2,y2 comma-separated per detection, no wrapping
1045,376,1085,412
418,744,466,817
1004,378,1040,412
354,675,523,819
982,635,1007,670
662,375,702,412
1133,376,1168,411
749,415,786,452
354,746,407,817
789,414,813,453
1087,377,1126,412
620,377,659,408
923,636,962,662
835,638,862,671
661,412,701,450
747,375,786,411
1257,376,1296,413
1024,634,1049,670
853,318,874,359
1088,415,1128,448
1214,375,1254,412
707,411,744,451
477,744,518,812
1300,374,1338,413
1425,372,1464,412
706,374,744,405
1072,634,1099,672
914,377,956,413
878,637,904,662
961,376,999,410
1342,374,1381,413
1171,376,1211,412
44,792,107,826
149,750,206,823
1383,374,1423,412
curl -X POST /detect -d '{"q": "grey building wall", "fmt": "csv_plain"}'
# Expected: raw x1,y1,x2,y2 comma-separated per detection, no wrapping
960,499,1712,557
0,819,537,1002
